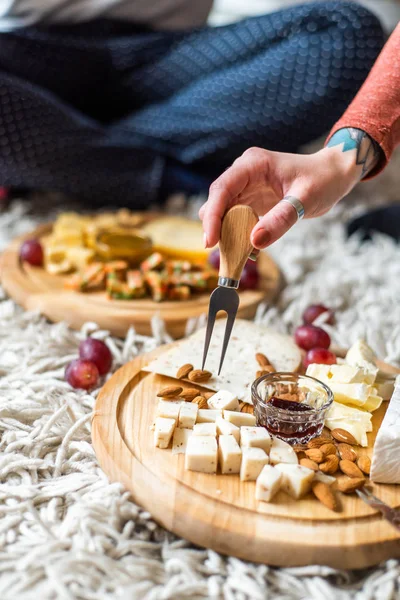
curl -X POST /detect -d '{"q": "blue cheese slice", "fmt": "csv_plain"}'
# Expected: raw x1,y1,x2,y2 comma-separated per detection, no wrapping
218,434,242,474
185,436,218,474
370,377,400,484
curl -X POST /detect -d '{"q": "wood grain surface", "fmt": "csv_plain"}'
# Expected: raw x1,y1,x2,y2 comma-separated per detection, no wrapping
219,206,259,281
92,343,400,569
0,222,282,338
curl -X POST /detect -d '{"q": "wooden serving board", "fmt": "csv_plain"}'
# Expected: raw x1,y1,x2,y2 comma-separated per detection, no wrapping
92,344,400,569
0,223,282,339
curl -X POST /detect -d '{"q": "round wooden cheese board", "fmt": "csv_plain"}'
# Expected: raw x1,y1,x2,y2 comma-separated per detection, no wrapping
92,343,400,569
0,223,282,339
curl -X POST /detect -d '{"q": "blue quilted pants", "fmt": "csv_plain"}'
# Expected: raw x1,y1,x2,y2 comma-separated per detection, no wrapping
0,2,384,206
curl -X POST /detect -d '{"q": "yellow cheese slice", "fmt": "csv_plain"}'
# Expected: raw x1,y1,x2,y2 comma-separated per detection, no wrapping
363,394,383,412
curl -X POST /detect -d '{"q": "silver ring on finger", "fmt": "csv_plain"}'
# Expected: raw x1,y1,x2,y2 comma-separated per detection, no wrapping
279,196,305,221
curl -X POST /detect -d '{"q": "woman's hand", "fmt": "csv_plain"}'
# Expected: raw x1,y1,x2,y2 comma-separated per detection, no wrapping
199,144,363,249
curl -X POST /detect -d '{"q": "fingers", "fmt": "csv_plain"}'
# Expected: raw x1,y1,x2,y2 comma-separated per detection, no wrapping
251,199,299,249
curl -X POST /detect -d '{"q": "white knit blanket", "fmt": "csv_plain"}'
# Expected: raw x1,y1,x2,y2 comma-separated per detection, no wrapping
0,151,400,599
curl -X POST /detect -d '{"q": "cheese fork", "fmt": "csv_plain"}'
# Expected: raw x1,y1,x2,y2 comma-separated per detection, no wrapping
356,487,400,532
202,205,258,375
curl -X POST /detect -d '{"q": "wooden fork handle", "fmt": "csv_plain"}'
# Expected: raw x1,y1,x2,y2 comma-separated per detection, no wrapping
219,205,259,284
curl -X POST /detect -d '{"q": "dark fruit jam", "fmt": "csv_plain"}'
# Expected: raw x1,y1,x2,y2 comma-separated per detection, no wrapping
260,396,322,444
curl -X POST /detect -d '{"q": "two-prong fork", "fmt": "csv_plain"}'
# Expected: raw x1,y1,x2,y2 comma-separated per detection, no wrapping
356,487,400,532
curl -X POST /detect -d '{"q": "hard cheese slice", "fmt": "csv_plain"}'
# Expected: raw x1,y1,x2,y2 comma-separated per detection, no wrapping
144,319,301,403
370,376,400,484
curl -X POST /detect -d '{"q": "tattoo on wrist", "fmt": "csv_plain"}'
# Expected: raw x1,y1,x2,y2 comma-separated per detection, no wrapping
327,128,381,178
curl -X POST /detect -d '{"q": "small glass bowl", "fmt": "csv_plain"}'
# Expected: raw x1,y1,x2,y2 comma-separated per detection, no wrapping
251,372,333,446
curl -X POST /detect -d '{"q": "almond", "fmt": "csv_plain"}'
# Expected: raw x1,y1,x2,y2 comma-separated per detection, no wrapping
337,443,357,462
337,476,365,494
256,366,275,378
192,395,208,409
179,388,201,401
240,404,254,415
320,443,337,459
339,460,364,479
307,436,331,449
157,385,183,399
357,455,371,475
331,428,358,445
176,364,193,379
188,369,212,383
203,391,216,400
300,458,319,472
312,482,339,512
255,352,271,367
305,448,324,463
319,454,339,475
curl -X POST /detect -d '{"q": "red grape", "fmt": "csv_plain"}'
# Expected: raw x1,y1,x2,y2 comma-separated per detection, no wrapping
303,304,334,325
65,359,99,390
294,325,331,351
239,263,259,290
20,239,44,267
304,348,337,369
79,338,112,375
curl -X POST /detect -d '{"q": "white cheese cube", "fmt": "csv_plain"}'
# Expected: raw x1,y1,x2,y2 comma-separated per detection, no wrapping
185,436,218,474
196,409,222,423
218,434,242,474
207,390,239,412
275,463,315,499
240,447,269,481
156,399,181,420
178,402,198,428
224,410,256,427
240,427,271,453
215,416,240,444
255,465,282,502
172,428,192,454
193,422,217,436
269,437,298,465
154,417,176,449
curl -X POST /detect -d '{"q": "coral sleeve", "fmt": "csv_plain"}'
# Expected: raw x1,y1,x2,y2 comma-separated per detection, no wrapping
326,24,400,178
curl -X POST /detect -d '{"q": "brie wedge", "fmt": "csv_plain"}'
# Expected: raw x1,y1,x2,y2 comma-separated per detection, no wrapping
370,377,400,484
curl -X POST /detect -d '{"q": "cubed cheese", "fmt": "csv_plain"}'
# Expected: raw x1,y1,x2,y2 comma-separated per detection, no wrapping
154,417,176,449
255,465,282,502
172,428,192,454
275,463,315,499
178,402,198,428
240,447,269,481
218,434,242,474
193,422,217,436
207,390,239,411
185,436,218,474
240,427,271,453
224,410,256,427
156,399,181,420
196,409,223,423
215,416,240,444
269,437,298,465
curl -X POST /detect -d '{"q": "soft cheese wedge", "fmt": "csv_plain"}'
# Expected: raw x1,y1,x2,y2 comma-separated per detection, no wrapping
240,448,269,481
370,376,400,484
269,437,298,465
215,417,240,444
172,428,192,454
275,464,315,499
255,465,282,502
154,417,176,449
345,339,379,383
185,436,218,474
218,435,242,474
223,410,256,427
240,427,271,453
